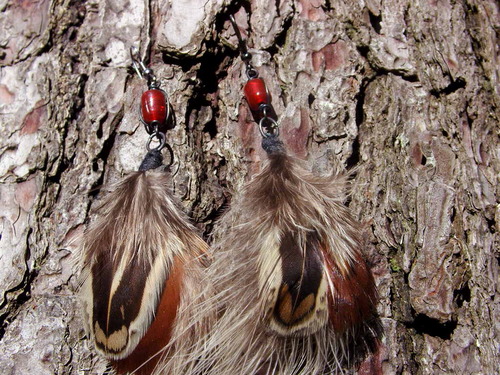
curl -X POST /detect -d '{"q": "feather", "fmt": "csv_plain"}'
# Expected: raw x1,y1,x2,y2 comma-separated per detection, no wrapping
80,168,208,374
156,141,381,375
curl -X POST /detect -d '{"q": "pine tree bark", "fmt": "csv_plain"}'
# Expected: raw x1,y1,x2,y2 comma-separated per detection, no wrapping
0,0,498,374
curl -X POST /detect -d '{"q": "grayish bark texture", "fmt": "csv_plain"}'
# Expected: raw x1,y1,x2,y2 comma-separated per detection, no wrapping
0,0,498,374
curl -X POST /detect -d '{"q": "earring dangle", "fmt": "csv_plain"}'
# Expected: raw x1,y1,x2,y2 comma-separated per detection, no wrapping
79,48,209,375
175,15,382,375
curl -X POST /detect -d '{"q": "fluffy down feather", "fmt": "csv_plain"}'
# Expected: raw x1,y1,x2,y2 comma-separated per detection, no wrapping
154,149,381,375
80,169,209,374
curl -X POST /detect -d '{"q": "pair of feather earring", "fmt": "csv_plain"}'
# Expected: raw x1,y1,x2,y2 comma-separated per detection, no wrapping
80,20,381,375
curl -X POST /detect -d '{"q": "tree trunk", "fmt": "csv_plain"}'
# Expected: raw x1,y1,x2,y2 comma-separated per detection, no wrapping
0,0,498,374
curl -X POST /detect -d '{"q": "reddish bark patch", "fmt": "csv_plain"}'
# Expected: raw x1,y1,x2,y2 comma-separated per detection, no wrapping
21,101,46,134
299,0,327,20
238,103,266,165
282,108,311,158
238,104,256,146
16,0,37,10
0,84,15,105
358,343,384,375
15,178,38,212
312,41,348,72
411,142,424,167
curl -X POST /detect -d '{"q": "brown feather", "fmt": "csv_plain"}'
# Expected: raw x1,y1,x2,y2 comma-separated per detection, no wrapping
111,256,184,375
153,149,381,375
273,231,325,329
80,169,209,371
324,249,378,333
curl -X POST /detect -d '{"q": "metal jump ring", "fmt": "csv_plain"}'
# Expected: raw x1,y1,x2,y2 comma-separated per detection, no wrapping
246,66,258,79
258,116,279,138
146,132,166,151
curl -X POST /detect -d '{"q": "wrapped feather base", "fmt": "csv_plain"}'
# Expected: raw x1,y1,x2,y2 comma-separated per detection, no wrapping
156,140,381,375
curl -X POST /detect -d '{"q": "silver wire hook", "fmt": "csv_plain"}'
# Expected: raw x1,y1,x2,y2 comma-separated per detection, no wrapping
130,46,147,80
130,46,159,88
259,116,279,138
229,15,248,57
229,14,257,78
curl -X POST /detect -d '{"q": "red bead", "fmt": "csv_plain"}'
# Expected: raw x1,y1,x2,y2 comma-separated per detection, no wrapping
244,78,269,111
141,89,167,126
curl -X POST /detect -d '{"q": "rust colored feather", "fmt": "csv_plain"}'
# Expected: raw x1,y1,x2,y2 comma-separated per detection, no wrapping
80,169,209,374
154,144,381,375
324,248,378,334
111,257,183,375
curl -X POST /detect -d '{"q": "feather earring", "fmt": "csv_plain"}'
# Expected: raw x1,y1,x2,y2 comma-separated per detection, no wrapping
166,16,382,375
79,48,208,375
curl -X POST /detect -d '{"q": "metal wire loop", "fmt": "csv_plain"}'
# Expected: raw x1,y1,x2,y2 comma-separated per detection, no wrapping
229,15,259,80
142,120,157,136
246,67,258,79
163,142,174,167
147,131,166,152
259,116,279,138
260,103,271,117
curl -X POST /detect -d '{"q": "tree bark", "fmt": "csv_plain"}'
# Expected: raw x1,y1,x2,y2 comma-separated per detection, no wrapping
0,0,498,374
